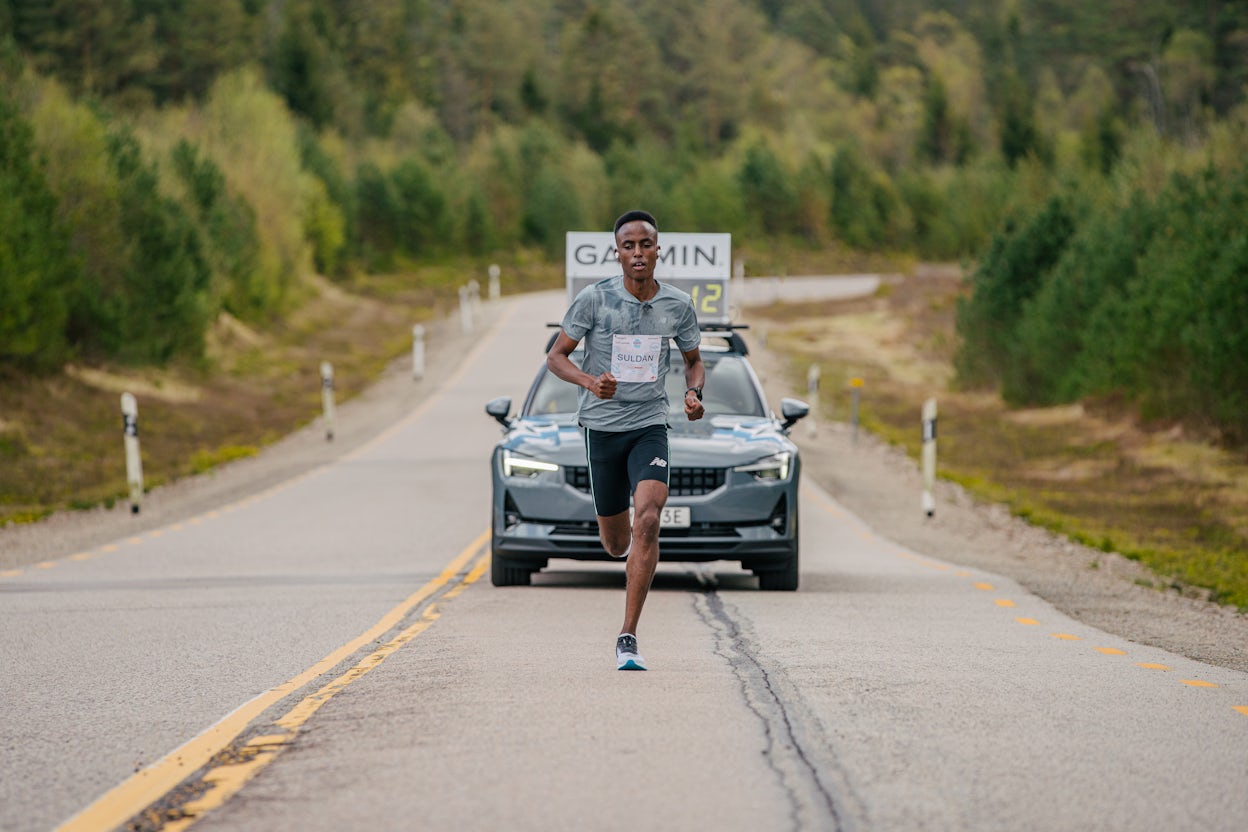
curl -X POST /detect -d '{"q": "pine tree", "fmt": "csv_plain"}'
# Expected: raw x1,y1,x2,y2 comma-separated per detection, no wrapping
0,94,79,370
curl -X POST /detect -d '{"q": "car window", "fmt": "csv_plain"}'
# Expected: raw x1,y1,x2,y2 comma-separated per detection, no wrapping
528,372,580,415
666,355,764,417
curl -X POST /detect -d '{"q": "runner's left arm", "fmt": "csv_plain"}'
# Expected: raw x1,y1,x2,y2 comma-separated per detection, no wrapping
681,348,705,421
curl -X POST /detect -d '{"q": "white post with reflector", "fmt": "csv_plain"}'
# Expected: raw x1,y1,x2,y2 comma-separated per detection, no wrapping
412,324,426,381
849,377,864,444
488,264,501,300
120,393,143,514
806,364,820,438
321,361,336,441
922,398,937,517
459,285,473,334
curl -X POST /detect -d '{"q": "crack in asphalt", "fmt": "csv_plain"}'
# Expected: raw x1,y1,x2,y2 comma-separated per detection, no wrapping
691,577,863,832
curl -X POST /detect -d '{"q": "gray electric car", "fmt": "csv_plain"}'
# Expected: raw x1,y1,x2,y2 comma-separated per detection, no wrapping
485,327,809,590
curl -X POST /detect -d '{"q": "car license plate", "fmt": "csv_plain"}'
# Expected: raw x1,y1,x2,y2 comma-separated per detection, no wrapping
660,506,690,528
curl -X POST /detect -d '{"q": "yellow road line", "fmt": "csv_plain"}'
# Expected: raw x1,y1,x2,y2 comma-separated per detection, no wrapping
798,450,1245,710
163,548,491,832
55,529,489,832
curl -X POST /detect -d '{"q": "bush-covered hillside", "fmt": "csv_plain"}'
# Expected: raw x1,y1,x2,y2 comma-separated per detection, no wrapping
1,0,1246,438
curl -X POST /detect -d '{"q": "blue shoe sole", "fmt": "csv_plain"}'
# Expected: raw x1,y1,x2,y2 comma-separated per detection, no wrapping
617,658,647,671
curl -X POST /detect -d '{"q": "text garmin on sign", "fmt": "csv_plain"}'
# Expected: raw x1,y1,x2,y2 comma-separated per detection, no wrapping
573,242,722,269
565,231,732,325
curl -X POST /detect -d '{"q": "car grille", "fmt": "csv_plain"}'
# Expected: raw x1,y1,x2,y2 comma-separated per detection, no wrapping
548,521,742,539
564,466,726,496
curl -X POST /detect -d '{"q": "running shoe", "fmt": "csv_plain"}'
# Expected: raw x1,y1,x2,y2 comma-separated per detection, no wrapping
616,633,647,671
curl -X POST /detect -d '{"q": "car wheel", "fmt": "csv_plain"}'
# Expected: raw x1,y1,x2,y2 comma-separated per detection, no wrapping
490,549,535,587
755,552,799,591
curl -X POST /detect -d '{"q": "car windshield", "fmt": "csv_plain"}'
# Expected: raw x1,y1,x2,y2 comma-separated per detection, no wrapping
525,352,765,418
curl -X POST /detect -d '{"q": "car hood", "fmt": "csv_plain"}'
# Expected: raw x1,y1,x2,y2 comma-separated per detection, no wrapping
499,415,795,467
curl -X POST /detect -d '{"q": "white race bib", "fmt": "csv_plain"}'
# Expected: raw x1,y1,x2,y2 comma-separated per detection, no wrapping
610,334,661,383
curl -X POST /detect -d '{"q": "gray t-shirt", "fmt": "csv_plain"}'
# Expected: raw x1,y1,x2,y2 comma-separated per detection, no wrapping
560,276,701,431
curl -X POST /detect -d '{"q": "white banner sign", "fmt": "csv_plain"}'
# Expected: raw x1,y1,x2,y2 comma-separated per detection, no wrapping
565,232,731,279
565,231,732,323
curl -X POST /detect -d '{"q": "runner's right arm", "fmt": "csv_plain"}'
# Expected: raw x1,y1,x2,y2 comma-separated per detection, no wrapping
548,331,617,400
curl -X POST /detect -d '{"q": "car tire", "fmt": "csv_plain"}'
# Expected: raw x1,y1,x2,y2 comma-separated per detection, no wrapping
756,552,799,591
756,502,799,591
489,543,536,586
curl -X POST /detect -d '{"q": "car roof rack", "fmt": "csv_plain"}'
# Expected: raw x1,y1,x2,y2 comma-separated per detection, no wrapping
700,324,749,355
542,322,750,355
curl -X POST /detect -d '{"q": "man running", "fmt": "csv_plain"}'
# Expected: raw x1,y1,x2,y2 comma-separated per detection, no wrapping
547,210,705,671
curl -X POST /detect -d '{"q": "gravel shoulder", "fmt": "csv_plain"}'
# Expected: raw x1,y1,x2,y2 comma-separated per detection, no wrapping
5,292,1245,673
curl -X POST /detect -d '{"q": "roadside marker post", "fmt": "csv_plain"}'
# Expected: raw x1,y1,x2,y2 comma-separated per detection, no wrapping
806,364,820,437
459,286,473,334
120,393,143,514
922,398,937,517
849,377,863,443
321,362,336,441
488,264,501,301
412,324,426,381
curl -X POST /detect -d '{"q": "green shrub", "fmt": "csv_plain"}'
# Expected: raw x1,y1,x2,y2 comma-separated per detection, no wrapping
103,129,212,363
955,194,1078,389
391,157,448,258
354,161,399,269
738,141,799,235
171,139,264,319
1009,190,1157,404
0,93,77,371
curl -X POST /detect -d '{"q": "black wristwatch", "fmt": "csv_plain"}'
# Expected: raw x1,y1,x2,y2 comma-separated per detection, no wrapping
686,386,702,401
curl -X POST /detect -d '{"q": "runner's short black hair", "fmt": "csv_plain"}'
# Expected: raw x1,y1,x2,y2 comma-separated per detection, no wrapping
613,210,658,234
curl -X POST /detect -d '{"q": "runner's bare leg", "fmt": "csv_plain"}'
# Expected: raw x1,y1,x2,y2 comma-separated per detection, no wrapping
622,480,667,636
597,511,631,557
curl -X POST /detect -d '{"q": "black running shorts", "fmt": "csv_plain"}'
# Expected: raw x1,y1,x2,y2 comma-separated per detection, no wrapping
584,424,670,517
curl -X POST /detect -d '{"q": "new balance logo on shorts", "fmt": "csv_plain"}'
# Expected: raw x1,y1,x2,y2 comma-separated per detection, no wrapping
649,457,667,468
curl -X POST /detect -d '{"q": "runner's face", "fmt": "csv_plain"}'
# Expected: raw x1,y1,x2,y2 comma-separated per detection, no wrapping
615,221,659,282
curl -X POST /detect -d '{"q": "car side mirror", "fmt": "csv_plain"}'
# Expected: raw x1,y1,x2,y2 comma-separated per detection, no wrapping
485,396,513,428
779,398,810,432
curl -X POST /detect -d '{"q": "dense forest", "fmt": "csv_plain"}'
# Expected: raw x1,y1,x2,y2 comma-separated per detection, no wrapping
1,1,1246,438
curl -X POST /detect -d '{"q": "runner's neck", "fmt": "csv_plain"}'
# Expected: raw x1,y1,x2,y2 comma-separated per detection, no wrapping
622,275,660,303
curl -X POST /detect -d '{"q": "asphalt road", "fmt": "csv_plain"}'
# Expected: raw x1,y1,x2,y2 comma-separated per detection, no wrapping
2,285,1246,832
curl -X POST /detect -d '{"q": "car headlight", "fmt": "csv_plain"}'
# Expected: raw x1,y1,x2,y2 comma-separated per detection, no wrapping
502,449,561,478
733,451,791,481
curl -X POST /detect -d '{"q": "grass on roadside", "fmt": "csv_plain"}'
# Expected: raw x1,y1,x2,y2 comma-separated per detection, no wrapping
753,272,1248,611
0,255,563,526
